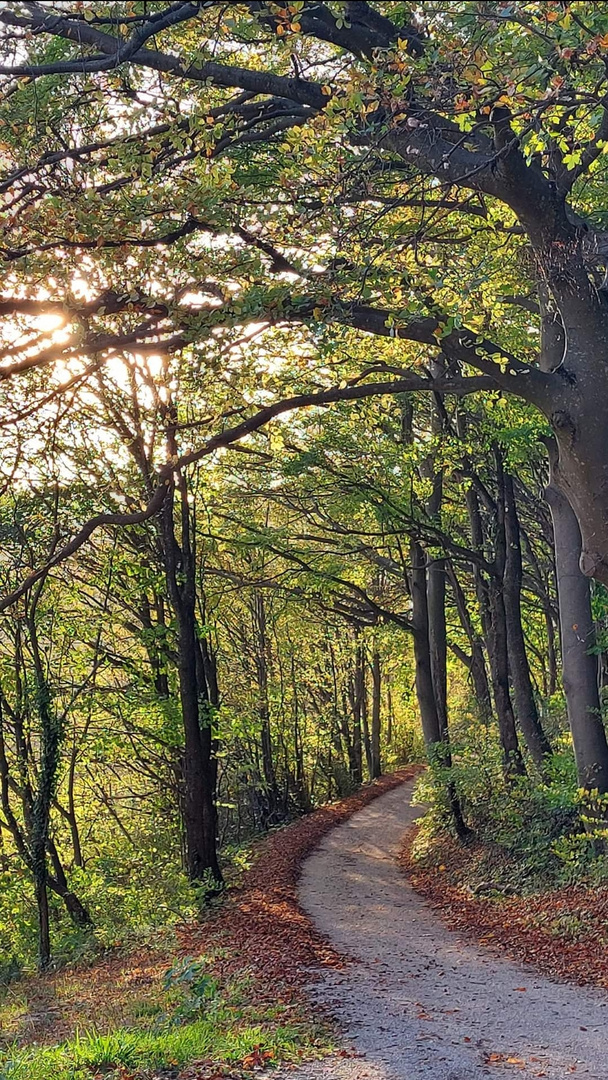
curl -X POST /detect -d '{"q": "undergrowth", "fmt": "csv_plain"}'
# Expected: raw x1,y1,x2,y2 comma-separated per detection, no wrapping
412,733,608,893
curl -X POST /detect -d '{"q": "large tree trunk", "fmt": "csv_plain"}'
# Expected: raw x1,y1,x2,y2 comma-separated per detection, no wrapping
502,470,553,768
162,484,222,886
543,373,608,588
177,603,221,882
544,442,608,793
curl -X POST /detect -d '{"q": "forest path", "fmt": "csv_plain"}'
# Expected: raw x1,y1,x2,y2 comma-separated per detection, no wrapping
272,780,608,1080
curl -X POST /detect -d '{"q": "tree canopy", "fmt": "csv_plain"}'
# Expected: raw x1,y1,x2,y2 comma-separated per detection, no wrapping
1,0,608,988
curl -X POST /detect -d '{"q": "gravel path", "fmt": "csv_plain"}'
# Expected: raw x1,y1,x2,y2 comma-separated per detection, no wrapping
273,780,608,1080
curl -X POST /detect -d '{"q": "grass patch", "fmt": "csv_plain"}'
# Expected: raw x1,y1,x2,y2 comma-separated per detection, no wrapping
0,1007,324,1079
0,956,333,1079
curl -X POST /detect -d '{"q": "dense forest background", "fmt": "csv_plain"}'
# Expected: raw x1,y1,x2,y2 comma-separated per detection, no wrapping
1,0,608,990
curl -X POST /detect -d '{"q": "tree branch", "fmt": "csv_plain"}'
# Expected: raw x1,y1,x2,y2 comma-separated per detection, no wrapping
0,372,499,612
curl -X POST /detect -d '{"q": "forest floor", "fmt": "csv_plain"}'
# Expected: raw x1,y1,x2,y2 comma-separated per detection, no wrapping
0,766,420,1080
5,771,608,1079
268,780,608,1080
400,827,608,993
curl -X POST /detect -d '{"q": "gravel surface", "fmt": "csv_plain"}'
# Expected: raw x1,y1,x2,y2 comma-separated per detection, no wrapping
271,780,608,1080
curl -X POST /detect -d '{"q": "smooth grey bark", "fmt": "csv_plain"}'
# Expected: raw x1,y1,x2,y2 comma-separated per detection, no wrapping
359,646,373,778
544,444,608,793
422,371,449,742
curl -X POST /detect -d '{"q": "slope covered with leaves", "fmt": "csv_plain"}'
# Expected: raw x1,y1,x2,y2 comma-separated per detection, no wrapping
0,767,420,1080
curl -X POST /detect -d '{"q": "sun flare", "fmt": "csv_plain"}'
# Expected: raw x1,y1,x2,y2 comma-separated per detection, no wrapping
34,312,67,333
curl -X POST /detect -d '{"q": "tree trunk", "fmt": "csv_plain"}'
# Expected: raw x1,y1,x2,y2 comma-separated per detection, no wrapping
67,747,83,868
35,869,51,972
178,605,221,881
196,636,222,853
30,615,62,970
162,484,222,885
502,470,553,768
544,443,608,793
487,578,527,778
386,682,394,746
427,555,448,740
469,639,493,726
290,654,311,811
410,543,470,839
448,564,493,725
348,641,364,786
359,645,373,778
544,602,558,697
252,592,279,820
370,650,382,779
544,376,608,588
47,839,92,926
467,484,525,778
410,541,442,747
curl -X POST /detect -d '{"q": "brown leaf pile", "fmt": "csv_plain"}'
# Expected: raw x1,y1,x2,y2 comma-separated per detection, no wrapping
400,825,608,990
2,768,420,1054
179,766,423,1000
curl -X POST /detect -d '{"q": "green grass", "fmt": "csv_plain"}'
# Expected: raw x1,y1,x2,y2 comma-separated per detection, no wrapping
0,1006,323,1079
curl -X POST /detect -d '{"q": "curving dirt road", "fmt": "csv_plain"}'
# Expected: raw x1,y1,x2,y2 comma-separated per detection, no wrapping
275,780,608,1080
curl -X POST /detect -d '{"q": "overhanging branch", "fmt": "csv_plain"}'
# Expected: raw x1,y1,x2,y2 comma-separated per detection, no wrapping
0,371,497,613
